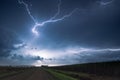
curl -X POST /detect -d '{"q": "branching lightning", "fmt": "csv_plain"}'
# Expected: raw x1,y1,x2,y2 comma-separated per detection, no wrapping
18,0,79,36
18,0,37,23
100,0,114,5
18,0,114,36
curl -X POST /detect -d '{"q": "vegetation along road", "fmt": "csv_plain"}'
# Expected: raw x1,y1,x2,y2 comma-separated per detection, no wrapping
0,67,76,80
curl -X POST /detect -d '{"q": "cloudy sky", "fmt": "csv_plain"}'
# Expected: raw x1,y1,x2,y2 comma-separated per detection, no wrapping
0,0,120,66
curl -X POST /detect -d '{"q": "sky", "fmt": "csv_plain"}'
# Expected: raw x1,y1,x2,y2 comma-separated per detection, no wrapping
0,0,120,66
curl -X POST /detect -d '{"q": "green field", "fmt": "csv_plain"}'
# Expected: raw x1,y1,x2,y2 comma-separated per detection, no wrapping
49,61,120,80
0,61,120,80
45,68,77,80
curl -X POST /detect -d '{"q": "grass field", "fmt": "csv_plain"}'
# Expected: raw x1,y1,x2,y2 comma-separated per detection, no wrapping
44,68,77,80
0,66,36,80
49,61,120,80
0,61,120,80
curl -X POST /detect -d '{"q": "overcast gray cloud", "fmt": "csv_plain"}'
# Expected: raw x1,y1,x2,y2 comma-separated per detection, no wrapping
0,0,120,66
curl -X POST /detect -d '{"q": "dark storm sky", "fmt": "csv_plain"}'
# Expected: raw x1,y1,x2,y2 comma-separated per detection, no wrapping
0,0,120,66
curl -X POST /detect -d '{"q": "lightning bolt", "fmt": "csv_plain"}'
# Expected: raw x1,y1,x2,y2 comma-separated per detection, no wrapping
99,0,114,5
18,0,37,23
18,0,79,36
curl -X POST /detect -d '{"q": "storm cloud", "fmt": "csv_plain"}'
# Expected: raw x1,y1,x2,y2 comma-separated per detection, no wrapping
0,0,120,66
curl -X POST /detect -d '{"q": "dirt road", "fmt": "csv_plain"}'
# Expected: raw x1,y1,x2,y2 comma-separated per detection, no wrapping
1,68,56,80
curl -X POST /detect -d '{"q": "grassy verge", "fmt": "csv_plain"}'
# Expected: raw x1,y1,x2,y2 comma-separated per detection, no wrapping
52,69,92,80
50,69,120,80
44,68,78,80
0,69,27,79
0,71,20,78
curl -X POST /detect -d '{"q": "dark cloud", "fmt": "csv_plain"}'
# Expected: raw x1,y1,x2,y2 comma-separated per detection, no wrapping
0,50,44,66
53,49,120,64
0,27,23,58
37,0,120,49
0,58,36,66
9,54,44,61
0,0,120,65
77,51,120,63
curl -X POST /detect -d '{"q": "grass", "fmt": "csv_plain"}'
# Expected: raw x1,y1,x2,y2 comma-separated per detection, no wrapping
0,68,30,79
51,69,92,80
48,61,120,80
49,69,120,80
44,68,78,80
50,61,120,77
0,71,20,78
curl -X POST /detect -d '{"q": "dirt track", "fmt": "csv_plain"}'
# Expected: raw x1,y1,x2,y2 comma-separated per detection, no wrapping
1,68,56,80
